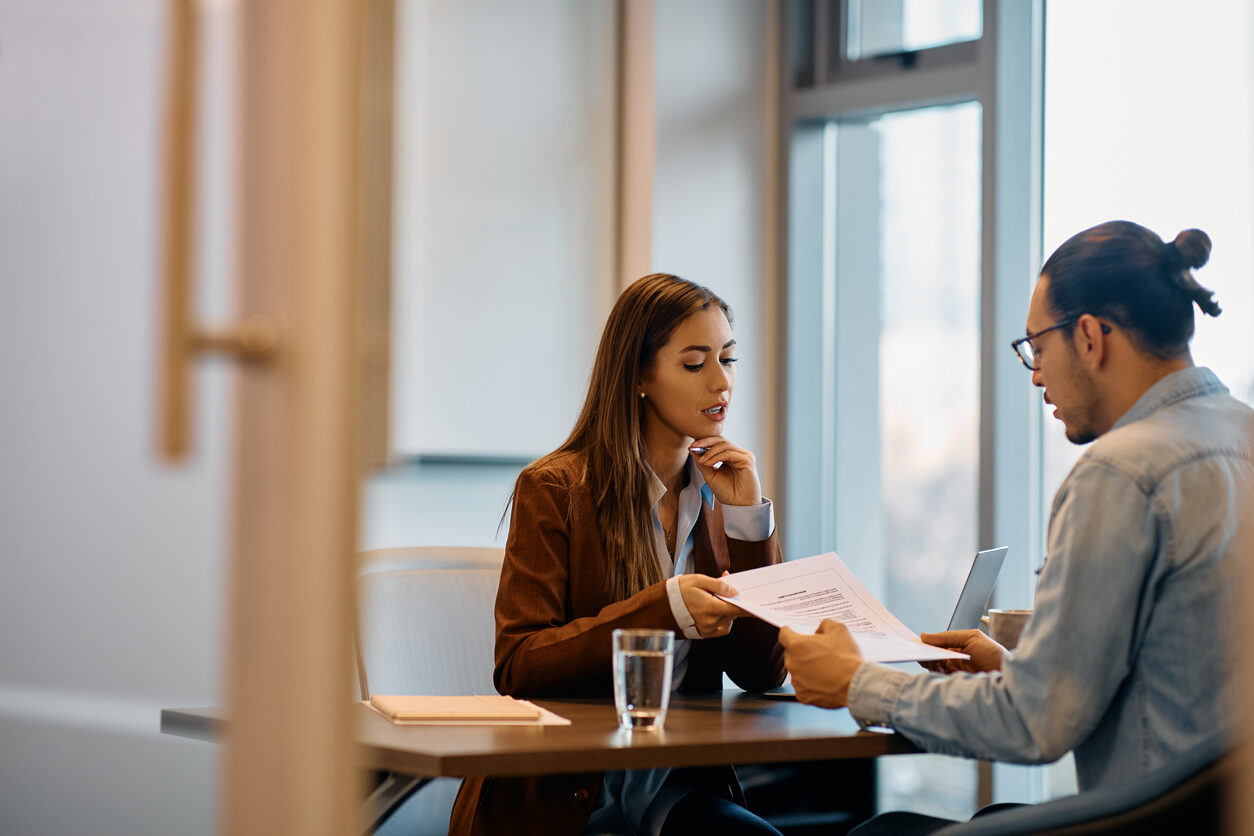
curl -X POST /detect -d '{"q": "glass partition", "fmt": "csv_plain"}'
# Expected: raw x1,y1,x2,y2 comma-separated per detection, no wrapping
845,0,981,60
827,101,983,820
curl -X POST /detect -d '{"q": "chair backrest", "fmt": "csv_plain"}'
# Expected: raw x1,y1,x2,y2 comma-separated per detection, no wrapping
356,546,505,700
936,731,1234,835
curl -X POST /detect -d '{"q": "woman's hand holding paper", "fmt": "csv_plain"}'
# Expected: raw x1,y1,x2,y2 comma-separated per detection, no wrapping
678,573,742,638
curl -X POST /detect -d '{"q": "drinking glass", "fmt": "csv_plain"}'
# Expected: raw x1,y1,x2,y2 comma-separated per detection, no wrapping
612,628,674,731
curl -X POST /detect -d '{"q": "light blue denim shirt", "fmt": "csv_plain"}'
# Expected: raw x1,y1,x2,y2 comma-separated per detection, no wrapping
849,366,1254,791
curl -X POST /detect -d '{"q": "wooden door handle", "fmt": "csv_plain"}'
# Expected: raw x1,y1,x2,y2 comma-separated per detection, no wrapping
157,0,279,462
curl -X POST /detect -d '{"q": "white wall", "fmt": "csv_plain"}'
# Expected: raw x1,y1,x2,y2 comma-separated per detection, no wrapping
653,0,773,464
366,1,777,550
389,0,619,461
0,1,226,832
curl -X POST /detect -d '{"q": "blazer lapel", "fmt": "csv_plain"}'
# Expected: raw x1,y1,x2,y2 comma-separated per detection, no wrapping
692,501,729,576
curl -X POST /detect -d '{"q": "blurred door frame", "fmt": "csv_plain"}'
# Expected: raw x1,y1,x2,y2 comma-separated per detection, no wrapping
159,0,394,832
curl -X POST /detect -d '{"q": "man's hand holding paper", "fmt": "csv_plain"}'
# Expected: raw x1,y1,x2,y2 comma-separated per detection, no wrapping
918,629,1008,674
778,619,863,708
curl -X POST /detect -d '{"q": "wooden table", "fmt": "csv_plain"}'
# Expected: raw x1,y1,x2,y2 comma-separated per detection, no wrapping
162,691,917,831
163,691,915,775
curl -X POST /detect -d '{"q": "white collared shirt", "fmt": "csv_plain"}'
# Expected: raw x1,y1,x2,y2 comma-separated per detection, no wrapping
646,456,774,688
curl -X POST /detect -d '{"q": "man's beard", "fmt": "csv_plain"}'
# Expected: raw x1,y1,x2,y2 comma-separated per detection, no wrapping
1063,364,1101,445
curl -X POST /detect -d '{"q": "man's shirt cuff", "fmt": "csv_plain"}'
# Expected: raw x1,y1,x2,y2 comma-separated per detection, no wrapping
722,498,774,542
848,663,913,729
665,576,702,639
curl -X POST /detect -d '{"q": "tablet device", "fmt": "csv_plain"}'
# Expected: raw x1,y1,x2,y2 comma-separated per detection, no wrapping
946,547,1008,631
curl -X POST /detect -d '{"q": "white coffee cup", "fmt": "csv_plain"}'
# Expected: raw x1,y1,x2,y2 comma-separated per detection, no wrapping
612,628,674,731
982,608,1033,650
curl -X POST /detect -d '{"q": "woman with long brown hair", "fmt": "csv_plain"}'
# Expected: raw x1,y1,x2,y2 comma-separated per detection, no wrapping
450,274,786,835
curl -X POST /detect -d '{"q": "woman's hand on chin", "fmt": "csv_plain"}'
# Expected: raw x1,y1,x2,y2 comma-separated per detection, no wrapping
690,437,763,507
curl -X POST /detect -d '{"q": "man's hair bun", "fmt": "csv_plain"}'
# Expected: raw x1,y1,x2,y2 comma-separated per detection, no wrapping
1164,229,1220,317
1043,220,1222,359
1171,229,1212,270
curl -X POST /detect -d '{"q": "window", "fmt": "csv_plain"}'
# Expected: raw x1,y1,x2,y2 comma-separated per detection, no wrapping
783,1,1043,816
786,0,1254,816
815,103,984,639
1032,3,1254,796
845,0,982,60
1042,0,1254,497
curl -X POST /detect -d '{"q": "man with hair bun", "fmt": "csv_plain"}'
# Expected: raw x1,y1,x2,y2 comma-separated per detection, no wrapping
781,220,1254,832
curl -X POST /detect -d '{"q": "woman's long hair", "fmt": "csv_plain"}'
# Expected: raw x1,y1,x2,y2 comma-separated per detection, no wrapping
528,273,732,601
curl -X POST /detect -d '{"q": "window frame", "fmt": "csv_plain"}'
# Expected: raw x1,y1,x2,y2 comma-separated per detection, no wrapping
777,0,1046,806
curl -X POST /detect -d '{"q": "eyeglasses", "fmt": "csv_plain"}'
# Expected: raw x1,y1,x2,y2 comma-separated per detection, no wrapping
1011,319,1111,370
1010,320,1074,371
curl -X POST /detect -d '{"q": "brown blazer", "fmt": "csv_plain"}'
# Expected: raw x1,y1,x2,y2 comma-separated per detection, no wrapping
450,453,786,836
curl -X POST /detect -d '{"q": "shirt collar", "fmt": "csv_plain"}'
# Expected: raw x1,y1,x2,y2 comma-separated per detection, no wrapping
698,463,715,509
1110,366,1227,432
645,456,716,510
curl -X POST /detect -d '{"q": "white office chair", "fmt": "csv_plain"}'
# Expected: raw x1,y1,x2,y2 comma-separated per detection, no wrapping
355,546,504,836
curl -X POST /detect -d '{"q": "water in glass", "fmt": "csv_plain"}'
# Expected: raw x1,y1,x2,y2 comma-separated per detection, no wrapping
612,629,674,730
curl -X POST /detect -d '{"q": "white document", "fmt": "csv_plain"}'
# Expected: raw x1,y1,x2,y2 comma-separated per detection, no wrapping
719,552,969,664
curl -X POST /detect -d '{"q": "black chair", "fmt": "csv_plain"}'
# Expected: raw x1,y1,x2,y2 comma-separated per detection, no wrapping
932,731,1235,835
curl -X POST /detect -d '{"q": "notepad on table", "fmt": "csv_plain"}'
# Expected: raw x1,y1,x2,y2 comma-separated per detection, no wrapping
368,694,543,724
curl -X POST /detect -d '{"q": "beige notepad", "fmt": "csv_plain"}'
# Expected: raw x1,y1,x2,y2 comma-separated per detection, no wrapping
368,694,543,724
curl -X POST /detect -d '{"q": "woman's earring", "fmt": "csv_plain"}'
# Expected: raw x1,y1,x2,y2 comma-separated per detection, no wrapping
639,392,646,399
